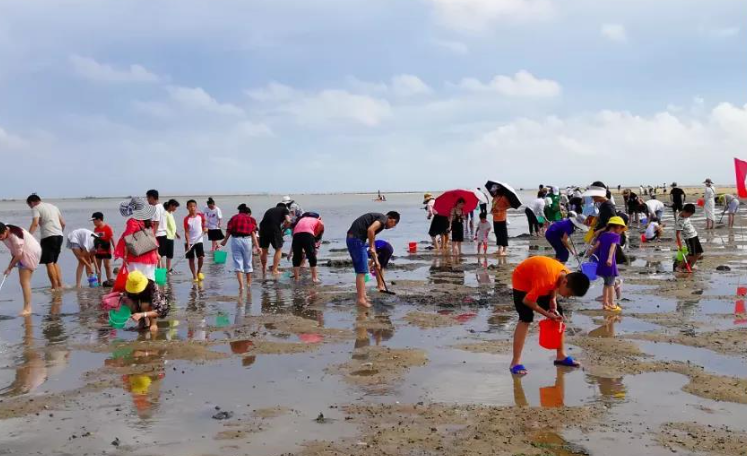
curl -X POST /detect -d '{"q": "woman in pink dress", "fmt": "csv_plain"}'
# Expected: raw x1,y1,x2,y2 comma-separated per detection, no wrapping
0,222,42,315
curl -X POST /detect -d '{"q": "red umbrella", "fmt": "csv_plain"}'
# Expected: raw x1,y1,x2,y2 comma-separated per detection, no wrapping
433,189,479,216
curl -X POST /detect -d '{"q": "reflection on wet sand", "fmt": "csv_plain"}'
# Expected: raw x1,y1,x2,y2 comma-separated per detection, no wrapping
512,366,567,408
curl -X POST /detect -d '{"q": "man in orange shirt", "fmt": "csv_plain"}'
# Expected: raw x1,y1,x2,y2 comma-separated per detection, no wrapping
510,256,590,375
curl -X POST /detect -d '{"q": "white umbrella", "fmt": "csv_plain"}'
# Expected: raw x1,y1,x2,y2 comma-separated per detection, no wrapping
473,188,489,205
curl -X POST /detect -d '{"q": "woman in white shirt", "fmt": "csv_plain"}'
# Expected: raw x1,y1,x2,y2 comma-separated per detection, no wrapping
703,179,716,230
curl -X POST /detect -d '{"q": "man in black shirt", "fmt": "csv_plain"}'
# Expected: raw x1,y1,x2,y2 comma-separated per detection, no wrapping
346,211,400,307
670,182,686,220
259,203,291,276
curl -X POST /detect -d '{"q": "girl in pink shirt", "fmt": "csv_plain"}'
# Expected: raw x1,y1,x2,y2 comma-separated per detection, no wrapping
291,215,324,283
0,223,42,315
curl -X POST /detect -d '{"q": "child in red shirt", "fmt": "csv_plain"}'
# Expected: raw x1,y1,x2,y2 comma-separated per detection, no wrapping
91,212,115,286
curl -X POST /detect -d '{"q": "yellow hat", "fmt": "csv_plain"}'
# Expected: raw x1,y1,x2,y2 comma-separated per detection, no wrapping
423,193,433,199
607,216,627,230
129,374,152,395
125,270,149,294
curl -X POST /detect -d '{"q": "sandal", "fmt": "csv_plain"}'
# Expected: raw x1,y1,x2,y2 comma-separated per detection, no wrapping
603,304,622,313
553,356,581,368
510,364,528,376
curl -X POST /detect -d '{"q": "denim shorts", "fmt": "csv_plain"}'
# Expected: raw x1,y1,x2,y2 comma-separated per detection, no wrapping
231,236,254,273
601,275,616,286
346,237,369,275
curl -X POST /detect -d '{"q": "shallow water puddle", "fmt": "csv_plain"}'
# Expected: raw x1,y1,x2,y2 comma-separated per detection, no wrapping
636,340,747,377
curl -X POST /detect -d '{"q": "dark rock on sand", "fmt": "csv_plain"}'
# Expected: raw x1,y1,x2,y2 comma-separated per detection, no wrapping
716,265,731,271
212,411,234,420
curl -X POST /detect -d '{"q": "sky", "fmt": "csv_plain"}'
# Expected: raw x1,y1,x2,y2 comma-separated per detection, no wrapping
0,0,746,197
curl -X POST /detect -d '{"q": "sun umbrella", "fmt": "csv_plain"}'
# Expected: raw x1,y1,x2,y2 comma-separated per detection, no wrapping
433,189,479,215
473,188,489,205
484,180,522,209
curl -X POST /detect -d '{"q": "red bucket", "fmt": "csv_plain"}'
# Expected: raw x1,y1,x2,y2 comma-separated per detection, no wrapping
113,266,129,293
640,233,646,243
697,198,705,207
737,287,747,297
408,242,417,253
539,319,566,350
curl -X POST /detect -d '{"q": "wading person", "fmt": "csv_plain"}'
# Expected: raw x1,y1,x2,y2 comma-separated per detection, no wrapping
91,212,115,286
0,222,41,315
291,214,324,283
221,203,260,292
259,203,291,277
704,178,716,230
27,194,65,290
183,200,207,282
203,197,224,252
114,197,159,281
346,212,400,307
147,189,167,267
65,228,98,288
122,270,170,332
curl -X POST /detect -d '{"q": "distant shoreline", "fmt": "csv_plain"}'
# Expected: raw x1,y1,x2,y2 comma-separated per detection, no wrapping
1,185,737,202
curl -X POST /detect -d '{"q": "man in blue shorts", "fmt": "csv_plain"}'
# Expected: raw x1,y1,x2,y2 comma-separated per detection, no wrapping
346,212,400,307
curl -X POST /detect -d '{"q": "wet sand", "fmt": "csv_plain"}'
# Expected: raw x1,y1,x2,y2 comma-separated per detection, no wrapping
0,195,746,455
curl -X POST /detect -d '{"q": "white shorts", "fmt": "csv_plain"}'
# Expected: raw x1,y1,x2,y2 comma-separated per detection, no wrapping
128,262,156,281
728,200,740,214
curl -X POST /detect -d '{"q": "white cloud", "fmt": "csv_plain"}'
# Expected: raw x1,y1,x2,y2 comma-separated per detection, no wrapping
245,81,297,102
345,76,388,94
427,0,555,32
701,26,740,38
286,90,391,127
600,24,628,43
391,74,432,97
456,70,561,97
234,120,274,137
69,55,161,83
432,38,469,54
471,103,747,184
132,100,173,119
0,126,29,149
166,86,244,116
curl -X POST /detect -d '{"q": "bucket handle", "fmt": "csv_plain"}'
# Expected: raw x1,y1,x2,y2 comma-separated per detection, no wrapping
585,254,599,263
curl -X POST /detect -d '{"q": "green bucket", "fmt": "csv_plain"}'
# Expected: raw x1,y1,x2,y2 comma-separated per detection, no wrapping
109,305,132,329
214,250,227,264
154,268,168,285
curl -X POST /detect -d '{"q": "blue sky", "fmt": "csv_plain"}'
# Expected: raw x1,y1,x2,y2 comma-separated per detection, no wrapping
0,0,745,197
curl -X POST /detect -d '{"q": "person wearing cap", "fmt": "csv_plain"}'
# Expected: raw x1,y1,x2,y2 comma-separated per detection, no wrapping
91,212,115,286
280,196,303,224
669,183,686,220
221,204,260,292
65,228,99,288
114,197,160,281
582,181,616,235
589,216,627,312
704,178,716,230
203,197,224,252
122,270,170,332
545,212,589,264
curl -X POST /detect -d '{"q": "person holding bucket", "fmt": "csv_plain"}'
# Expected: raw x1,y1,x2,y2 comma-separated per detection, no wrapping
589,216,627,312
509,256,590,376
114,197,159,281
122,270,170,332
0,222,41,315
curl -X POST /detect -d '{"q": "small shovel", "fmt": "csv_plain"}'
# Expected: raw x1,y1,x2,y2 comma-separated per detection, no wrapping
371,252,395,295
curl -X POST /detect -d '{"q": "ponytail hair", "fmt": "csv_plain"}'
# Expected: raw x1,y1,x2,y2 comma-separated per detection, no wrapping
0,222,24,239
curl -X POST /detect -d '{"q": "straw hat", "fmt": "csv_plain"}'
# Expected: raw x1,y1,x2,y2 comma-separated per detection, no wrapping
423,193,434,204
704,178,713,185
568,212,590,232
582,185,607,198
607,216,627,230
280,195,292,204
125,270,149,294
119,197,156,221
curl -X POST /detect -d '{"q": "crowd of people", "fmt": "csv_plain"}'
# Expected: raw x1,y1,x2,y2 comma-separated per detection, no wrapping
0,178,738,373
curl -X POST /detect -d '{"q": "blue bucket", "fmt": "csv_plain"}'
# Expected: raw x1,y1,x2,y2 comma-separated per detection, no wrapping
580,255,599,281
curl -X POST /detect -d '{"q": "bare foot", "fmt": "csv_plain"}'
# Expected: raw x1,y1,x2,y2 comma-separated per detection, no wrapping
356,300,372,308
19,309,32,316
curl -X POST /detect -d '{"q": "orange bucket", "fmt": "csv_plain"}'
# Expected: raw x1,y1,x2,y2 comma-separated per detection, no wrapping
408,242,417,253
538,319,565,350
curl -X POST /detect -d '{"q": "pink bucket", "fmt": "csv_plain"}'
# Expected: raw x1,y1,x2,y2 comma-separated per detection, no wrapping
101,292,122,311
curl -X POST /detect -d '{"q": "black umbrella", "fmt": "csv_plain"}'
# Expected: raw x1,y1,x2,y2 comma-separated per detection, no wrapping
484,180,522,209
